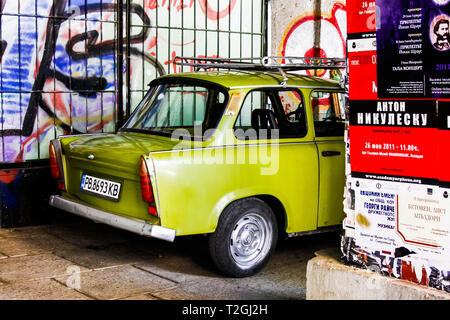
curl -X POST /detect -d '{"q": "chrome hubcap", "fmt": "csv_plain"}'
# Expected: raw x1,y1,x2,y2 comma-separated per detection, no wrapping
230,213,272,269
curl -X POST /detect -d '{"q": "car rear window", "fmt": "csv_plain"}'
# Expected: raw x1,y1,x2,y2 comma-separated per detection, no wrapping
122,81,228,140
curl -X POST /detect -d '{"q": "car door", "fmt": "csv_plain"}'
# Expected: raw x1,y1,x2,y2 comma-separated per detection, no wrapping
233,88,320,233
311,90,346,227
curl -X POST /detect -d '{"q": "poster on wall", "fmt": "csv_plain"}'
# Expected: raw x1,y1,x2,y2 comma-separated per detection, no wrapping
376,0,450,98
353,178,450,259
347,0,377,100
397,186,450,257
349,99,438,184
348,33,378,100
438,100,450,188
347,0,376,34
353,178,398,252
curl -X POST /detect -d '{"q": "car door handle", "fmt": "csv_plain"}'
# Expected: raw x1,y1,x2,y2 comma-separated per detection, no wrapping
322,151,341,157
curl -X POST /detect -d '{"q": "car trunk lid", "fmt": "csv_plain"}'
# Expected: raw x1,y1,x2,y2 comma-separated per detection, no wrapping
65,131,179,172
62,131,180,220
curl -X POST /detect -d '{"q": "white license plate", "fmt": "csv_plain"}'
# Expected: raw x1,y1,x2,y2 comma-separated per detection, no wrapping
80,174,121,200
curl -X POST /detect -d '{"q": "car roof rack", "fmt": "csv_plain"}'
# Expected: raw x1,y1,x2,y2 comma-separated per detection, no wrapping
173,56,346,87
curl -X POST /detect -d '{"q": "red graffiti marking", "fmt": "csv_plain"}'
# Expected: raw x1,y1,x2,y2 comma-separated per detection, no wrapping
0,170,19,184
147,36,157,51
311,96,332,114
279,2,346,78
6,121,54,179
164,51,181,73
401,261,429,286
198,0,237,20
188,54,222,72
146,0,236,19
147,0,193,12
357,250,369,263
165,52,223,73
304,47,327,77
386,263,393,276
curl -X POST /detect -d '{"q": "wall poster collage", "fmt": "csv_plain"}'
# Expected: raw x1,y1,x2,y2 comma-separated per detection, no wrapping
343,0,450,292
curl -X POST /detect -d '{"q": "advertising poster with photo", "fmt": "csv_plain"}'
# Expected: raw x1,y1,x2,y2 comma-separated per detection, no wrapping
376,0,450,98
353,178,399,252
353,178,450,260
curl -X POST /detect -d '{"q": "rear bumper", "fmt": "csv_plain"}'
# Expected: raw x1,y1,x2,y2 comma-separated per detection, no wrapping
49,195,176,242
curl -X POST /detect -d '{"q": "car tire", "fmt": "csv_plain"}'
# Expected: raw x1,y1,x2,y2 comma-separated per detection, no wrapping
209,197,278,277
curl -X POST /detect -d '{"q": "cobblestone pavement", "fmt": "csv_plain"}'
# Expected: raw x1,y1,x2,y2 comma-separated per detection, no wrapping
0,217,340,300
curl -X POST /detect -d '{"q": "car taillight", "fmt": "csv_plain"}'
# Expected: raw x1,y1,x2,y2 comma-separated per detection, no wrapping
49,142,60,180
50,140,65,191
139,157,158,216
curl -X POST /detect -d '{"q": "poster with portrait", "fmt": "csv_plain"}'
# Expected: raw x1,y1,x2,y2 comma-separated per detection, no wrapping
377,0,450,98
347,0,377,100
438,100,450,187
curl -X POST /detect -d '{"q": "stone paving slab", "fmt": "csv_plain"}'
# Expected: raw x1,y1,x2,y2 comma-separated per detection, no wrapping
0,225,53,238
54,265,178,300
53,243,154,270
0,278,91,300
0,253,89,283
134,255,219,284
45,222,133,248
227,262,307,300
0,233,79,257
120,292,160,300
152,279,273,300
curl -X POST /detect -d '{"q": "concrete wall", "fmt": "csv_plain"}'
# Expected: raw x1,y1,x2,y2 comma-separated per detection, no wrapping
307,249,450,300
270,0,346,78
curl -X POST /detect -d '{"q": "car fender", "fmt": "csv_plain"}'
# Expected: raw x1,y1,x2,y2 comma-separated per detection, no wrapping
208,188,289,233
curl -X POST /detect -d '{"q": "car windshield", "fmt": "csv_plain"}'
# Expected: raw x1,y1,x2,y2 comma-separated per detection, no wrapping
122,81,228,139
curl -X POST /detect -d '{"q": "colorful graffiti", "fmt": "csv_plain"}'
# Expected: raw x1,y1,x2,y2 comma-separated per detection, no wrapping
2,0,132,163
277,1,346,78
0,0,264,226
0,0,261,164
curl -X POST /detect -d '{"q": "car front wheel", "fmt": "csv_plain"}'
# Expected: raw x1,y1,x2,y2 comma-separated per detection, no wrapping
209,198,278,277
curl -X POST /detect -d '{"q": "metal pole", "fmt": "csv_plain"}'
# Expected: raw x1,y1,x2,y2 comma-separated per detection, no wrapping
263,0,269,57
126,0,131,120
117,0,124,129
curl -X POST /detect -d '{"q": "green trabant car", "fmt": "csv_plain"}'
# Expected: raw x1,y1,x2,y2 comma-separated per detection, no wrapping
49,57,346,277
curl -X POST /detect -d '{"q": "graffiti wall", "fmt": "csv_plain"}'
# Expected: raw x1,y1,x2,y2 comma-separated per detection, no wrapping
0,0,266,227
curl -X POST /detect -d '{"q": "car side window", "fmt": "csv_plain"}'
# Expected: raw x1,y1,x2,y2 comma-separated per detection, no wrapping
311,91,345,137
234,89,307,140
234,90,270,129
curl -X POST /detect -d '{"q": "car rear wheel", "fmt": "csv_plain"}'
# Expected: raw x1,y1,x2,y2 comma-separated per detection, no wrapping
209,198,278,277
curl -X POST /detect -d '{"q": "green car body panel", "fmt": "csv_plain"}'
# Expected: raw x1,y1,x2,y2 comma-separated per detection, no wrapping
52,71,345,238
